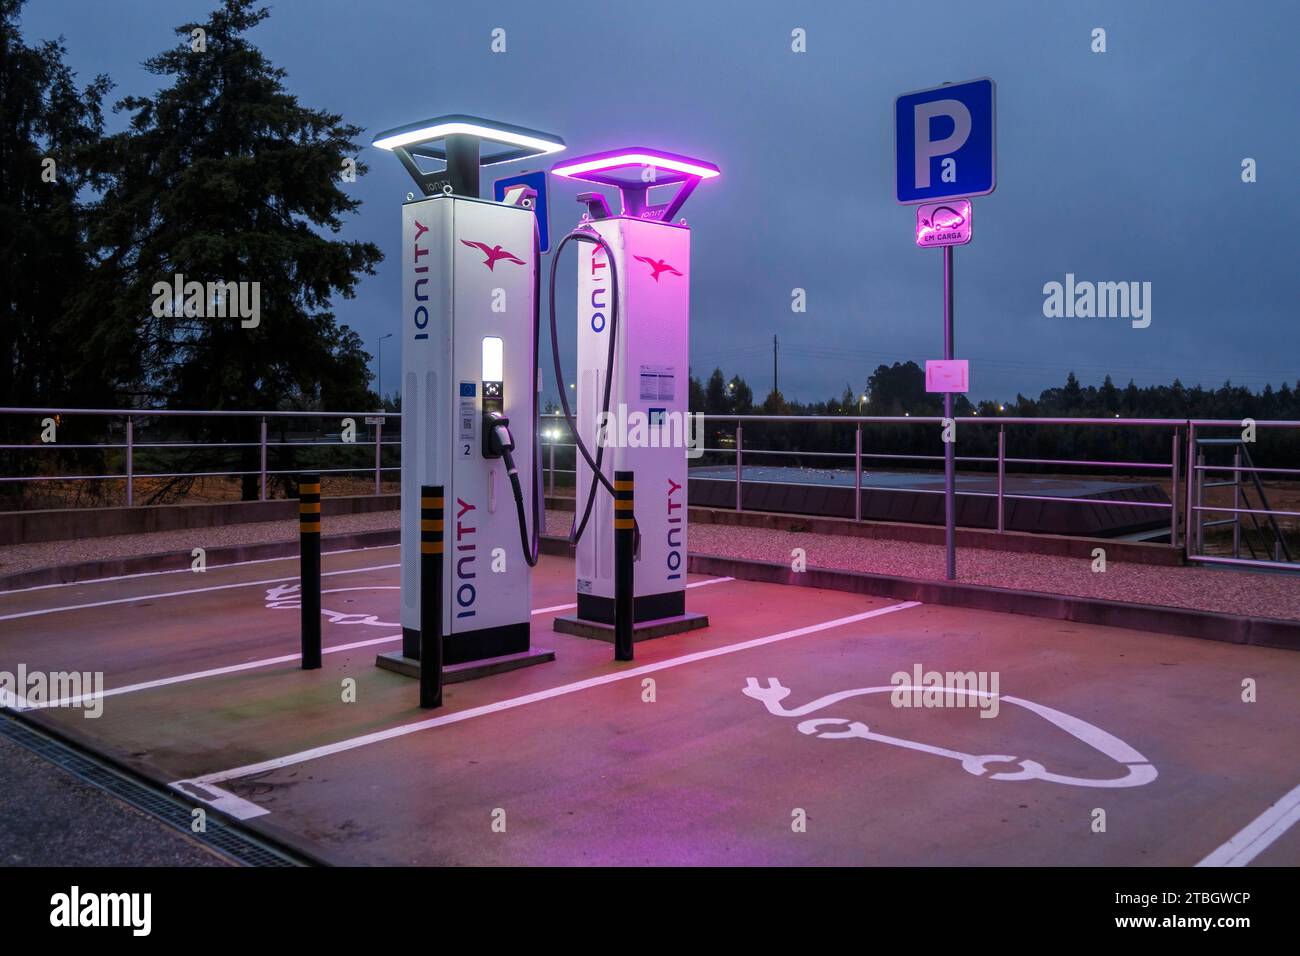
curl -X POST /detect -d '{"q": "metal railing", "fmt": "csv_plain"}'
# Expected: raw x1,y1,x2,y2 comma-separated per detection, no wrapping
0,407,400,505
1186,421,1299,569
541,413,1299,572
3,407,1297,572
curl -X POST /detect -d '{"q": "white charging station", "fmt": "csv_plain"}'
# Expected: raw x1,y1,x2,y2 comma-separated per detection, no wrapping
371,116,564,675
548,149,719,639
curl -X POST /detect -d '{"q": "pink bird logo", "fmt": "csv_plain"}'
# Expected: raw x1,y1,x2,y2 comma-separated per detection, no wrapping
461,240,526,271
634,255,683,282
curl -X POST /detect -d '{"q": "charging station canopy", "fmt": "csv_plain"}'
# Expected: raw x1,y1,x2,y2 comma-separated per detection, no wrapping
372,114,565,198
552,147,719,222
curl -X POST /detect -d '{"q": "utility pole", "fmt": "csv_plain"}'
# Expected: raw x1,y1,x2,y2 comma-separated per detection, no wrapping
376,332,393,407
772,334,778,398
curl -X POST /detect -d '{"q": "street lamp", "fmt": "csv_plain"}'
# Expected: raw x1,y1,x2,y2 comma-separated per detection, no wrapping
376,332,394,406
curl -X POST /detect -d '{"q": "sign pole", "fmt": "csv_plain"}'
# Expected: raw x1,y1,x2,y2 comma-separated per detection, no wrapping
943,246,956,581
896,76,993,584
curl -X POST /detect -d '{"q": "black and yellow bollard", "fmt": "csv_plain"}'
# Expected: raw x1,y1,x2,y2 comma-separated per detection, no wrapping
614,470,635,662
419,485,445,709
299,473,322,669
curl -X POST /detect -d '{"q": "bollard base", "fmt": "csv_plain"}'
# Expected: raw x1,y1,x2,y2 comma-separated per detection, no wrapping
376,646,555,682
553,613,709,643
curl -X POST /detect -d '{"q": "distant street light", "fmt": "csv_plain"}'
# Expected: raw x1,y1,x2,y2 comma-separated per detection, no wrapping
376,332,394,405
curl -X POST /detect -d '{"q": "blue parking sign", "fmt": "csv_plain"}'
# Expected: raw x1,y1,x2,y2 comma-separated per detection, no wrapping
895,78,996,204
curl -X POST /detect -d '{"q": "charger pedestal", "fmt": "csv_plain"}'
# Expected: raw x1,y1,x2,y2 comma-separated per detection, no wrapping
376,647,554,682
552,613,707,644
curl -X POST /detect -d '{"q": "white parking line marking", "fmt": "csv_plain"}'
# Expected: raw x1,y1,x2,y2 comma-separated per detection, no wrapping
171,781,270,820
0,563,401,622
529,575,730,615
177,600,921,792
15,634,405,710
1197,780,1300,867
688,576,735,589
0,543,400,595
15,577,739,709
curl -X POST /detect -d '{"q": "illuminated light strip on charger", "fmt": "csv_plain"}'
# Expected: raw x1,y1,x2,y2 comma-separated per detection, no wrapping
372,120,565,159
551,150,720,181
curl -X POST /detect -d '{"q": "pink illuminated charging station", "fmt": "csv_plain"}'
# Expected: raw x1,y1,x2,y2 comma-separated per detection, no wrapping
548,148,719,641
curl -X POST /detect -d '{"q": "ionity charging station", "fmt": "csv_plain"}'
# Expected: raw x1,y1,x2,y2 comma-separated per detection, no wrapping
546,149,719,641
370,115,565,677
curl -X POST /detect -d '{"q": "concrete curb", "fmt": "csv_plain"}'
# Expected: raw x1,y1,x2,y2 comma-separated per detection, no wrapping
0,529,399,591
684,553,1300,652
5,529,1295,653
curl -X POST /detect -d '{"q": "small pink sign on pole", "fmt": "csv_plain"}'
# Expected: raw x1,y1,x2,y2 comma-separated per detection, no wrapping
925,359,969,393
916,199,972,247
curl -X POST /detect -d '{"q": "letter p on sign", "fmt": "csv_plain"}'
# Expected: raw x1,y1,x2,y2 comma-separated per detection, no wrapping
895,78,996,204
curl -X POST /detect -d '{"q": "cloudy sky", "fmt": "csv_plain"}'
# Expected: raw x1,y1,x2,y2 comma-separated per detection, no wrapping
25,0,1300,404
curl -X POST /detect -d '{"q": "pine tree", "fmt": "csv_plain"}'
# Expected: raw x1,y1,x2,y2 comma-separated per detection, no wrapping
0,0,111,408
80,0,383,497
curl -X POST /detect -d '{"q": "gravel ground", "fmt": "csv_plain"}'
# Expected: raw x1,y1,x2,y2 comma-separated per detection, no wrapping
684,521,1300,622
0,734,230,867
0,509,401,577
547,511,1300,621
3,506,1295,622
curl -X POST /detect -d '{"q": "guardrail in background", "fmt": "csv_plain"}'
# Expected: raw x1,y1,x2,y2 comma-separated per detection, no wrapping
0,407,400,505
2,408,1297,571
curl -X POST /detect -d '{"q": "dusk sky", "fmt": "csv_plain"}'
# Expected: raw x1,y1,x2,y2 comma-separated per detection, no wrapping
25,0,1300,404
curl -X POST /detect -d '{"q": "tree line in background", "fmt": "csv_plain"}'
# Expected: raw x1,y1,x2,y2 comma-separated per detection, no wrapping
686,363,1300,471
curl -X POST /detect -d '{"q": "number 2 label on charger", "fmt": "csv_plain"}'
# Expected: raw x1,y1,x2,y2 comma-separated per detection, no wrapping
459,381,476,456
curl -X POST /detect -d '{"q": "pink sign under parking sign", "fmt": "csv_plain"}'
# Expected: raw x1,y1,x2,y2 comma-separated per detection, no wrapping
916,199,972,247
926,359,969,393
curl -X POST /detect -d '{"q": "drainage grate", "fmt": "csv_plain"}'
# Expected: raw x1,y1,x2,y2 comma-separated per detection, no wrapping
0,710,309,867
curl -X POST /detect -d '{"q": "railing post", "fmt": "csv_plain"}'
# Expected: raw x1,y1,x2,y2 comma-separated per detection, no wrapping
854,423,862,522
125,416,134,507
996,425,1006,533
259,417,268,501
1170,428,1181,548
548,438,555,497
1184,423,1196,559
374,418,383,495
1232,446,1242,558
1195,449,1206,554
734,424,743,512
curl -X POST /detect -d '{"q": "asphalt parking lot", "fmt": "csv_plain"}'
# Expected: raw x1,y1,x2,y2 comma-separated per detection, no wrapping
3,545,1298,866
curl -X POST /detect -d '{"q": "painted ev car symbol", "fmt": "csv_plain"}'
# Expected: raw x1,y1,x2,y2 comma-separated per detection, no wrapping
265,583,398,628
743,677,1157,789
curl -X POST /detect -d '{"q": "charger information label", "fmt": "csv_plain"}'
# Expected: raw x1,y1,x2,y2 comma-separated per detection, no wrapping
640,365,676,401
459,381,476,454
